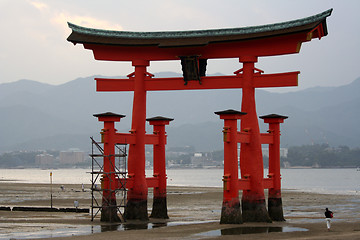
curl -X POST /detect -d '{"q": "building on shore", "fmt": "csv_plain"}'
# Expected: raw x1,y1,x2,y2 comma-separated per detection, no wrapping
59,149,85,165
35,153,55,166
262,148,288,158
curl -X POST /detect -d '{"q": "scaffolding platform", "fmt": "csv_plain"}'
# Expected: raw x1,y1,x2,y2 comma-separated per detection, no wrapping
89,137,127,221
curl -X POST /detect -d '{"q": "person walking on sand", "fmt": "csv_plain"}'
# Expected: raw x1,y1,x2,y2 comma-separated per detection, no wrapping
324,208,333,230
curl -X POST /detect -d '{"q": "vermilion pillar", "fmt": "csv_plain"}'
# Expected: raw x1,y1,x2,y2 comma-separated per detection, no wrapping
147,116,173,219
94,112,125,222
215,109,246,224
260,114,288,221
239,57,271,222
124,60,149,220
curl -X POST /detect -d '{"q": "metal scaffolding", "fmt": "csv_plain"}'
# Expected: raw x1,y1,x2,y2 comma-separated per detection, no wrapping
90,137,127,221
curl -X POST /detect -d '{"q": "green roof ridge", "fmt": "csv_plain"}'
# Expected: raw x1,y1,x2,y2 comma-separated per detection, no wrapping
67,9,332,39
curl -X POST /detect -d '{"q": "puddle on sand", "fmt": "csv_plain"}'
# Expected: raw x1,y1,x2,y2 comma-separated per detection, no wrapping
195,226,308,237
0,222,306,239
1,221,217,239
97,222,168,232
0,222,168,239
98,220,216,232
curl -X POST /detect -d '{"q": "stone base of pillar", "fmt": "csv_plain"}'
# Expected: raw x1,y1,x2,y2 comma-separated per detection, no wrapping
268,197,285,221
101,199,121,222
150,197,169,219
124,199,149,221
220,199,242,224
242,199,272,222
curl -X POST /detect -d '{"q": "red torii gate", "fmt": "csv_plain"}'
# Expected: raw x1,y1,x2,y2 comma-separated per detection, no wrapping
67,9,331,223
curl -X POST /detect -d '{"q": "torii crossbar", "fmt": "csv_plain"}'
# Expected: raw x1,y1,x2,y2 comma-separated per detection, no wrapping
67,9,332,223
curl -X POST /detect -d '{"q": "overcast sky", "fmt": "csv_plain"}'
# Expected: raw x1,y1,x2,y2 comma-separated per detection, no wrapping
0,0,359,92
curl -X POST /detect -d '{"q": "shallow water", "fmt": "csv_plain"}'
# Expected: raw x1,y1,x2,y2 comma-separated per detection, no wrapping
0,223,89,239
0,168,359,195
0,221,219,239
195,226,308,237
0,224,308,240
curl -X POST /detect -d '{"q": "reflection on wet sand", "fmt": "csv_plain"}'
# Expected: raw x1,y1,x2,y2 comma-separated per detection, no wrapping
196,226,308,237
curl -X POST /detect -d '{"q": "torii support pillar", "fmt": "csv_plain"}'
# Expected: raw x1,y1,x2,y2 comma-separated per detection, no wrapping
124,60,150,221
260,114,288,221
239,57,271,223
94,112,125,222
215,109,246,224
147,116,173,219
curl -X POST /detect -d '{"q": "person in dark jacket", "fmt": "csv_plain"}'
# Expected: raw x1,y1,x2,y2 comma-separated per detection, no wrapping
324,208,333,230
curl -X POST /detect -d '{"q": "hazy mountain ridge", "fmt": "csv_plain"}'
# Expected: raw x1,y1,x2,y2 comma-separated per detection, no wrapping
1,74,359,152
0,79,55,98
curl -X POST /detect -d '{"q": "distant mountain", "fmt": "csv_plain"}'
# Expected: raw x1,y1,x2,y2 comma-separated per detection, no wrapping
0,74,359,152
0,79,54,98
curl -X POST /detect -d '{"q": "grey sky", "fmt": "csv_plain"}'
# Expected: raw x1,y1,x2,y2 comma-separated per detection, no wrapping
0,0,359,92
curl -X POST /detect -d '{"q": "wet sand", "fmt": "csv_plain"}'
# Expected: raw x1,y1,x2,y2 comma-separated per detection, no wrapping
0,182,359,239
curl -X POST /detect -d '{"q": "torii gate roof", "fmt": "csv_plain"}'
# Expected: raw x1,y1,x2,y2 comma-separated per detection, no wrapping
67,9,332,61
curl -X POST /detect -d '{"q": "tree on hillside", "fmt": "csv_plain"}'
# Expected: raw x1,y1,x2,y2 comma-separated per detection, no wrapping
283,144,360,168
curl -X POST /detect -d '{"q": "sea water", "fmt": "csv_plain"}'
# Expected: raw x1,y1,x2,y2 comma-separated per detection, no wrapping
0,168,359,195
